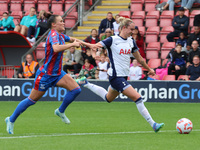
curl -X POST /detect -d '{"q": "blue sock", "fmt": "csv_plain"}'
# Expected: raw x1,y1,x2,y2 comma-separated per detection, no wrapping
10,97,36,123
59,87,81,113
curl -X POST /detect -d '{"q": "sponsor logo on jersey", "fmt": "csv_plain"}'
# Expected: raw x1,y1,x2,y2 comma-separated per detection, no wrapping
119,49,131,55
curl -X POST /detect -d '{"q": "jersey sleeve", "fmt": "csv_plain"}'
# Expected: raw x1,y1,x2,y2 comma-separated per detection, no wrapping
131,39,139,53
63,34,70,42
49,32,59,45
99,37,112,49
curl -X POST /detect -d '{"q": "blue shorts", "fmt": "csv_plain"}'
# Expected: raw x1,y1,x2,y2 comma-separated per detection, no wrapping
109,76,131,93
33,70,66,91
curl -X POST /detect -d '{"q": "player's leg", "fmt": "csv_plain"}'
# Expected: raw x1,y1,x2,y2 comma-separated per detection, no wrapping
122,86,164,132
55,72,81,124
14,25,21,32
20,25,28,36
5,89,45,134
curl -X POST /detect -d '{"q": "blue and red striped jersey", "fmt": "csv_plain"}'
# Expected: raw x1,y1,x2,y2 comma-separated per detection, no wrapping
39,29,70,75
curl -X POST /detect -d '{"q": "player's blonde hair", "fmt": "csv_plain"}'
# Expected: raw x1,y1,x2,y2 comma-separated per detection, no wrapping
118,17,134,30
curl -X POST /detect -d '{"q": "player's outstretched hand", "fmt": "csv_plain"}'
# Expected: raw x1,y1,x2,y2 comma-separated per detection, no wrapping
147,69,156,76
89,44,102,51
73,39,81,48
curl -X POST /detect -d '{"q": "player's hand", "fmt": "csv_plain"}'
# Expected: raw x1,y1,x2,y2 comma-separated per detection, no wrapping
175,65,180,70
147,69,155,76
73,39,81,48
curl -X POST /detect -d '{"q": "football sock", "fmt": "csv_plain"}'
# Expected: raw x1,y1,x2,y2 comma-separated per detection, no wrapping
59,86,81,113
10,97,36,123
135,97,155,127
84,82,108,101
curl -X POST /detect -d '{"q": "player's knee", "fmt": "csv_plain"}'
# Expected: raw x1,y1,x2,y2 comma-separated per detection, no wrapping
71,86,81,96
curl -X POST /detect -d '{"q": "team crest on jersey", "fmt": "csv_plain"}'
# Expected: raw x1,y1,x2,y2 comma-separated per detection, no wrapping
40,84,45,90
119,49,131,55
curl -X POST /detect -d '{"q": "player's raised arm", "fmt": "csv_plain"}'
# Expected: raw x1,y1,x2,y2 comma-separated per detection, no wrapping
132,51,155,76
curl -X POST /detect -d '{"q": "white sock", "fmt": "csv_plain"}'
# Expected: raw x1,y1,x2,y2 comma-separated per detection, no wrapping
84,82,108,101
136,99,155,127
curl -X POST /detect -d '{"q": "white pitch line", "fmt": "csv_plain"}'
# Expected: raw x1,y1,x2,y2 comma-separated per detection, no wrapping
1,129,200,139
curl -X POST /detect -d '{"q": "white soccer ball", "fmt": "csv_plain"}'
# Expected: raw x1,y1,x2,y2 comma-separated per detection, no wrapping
176,118,193,134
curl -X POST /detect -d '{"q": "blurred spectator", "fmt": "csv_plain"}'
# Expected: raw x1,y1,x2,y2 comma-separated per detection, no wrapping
101,28,112,40
167,7,189,42
182,0,200,10
176,32,187,48
185,55,200,80
129,59,142,80
97,53,108,80
187,26,200,51
162,0,182,11
17,54,39,78
105,56,110,69
63,47,83,74
187,40,200,66
112,14,120,35
14,7,37,36
78,59,96,79
82,48,97,67
98,12,115,40
26,10,49,43
168,44,187,80
82,29,100,54
0,12,15,31
132,26,145,58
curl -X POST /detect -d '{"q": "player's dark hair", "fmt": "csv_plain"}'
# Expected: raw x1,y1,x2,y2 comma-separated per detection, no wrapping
47,15,59,29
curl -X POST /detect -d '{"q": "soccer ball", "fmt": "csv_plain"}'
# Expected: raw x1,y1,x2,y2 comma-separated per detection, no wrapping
176,118,193,134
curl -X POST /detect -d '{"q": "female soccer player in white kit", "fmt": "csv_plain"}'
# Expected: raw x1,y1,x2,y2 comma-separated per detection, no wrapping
78,17,164,132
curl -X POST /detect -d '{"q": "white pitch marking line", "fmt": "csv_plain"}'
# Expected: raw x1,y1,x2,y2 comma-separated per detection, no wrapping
1,129,200,139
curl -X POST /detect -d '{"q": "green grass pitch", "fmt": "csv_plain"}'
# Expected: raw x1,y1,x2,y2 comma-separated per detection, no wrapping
0,101,200,150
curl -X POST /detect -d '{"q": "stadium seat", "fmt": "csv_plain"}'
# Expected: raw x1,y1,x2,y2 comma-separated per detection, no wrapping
130,0,144,12
1,69,15,78
161,42,175,51
189,10,200,27
160,26,174,43
0,2,8,11
146,50,159,59
131,11,145,27
24,1,35,12
138,26,145,36
162,75,176,80
13,18,20,25
11,11,23,19
148,58,161,69
53,11,64,16
160,50,170,59
36,42,45,59
160,11,174,27
145,11,159,27
175,9,189,17
146,42,160,51
119,11,131,18
190,26,195,33
65,2,77,12
52,0,64,3
10,1,22,11
64,15,77,28
162,59,169,67
51,1,63,12
37,1,49,12
145,26,160,43
144,0,159,11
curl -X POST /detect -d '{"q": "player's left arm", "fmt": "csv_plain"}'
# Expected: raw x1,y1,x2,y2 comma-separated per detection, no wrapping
132,51,155,76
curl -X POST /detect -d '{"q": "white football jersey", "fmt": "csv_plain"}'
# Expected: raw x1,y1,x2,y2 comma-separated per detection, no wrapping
100,35,139,78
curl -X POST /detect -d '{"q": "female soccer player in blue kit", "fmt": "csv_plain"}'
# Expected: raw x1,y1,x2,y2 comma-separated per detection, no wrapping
78,17,165,133
5,15,94,134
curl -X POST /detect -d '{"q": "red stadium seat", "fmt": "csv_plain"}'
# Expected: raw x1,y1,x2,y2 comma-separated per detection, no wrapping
65,2,77,12
189,10,200,27
148,58,161,69
146,50,159,59
0,2,8,11
24,1,35,12
145,0,159,11
162,59,169,67
11,11,23,19
53,11,64,16
145,11,160,27
160,26,174,43
138,26,145,36
52,0,64,3
13,18,21,25
160,50,170,59
2,69,15,78
10,1,22,11
51,1,63,12
161,42,175,51
190,26,195,33
162,75,176,80
130,0,144,12
160,11,174,27
145,26,160,43
64,16,77,28
131,11,145,27
36,48,45,60
119,11,131,18
146,42,160,51
38,1,49,12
